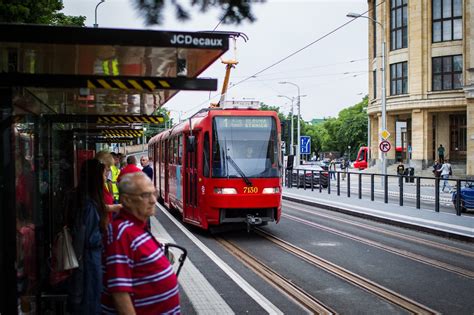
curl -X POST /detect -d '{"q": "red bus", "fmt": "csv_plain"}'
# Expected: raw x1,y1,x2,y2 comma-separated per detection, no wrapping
148,107,282,230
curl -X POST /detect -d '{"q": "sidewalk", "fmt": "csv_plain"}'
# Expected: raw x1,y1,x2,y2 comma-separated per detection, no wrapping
283,187,474,242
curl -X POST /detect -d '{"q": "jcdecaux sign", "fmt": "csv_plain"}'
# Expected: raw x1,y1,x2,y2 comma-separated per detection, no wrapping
170,35,223,47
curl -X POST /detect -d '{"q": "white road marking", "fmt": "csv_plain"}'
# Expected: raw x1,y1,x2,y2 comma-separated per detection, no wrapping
150,216,234,314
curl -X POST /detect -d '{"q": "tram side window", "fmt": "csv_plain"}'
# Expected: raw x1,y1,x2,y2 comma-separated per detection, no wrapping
203,132,210,177
177,135,183,165
173,137,179,164
162,141,165,164
168,139,173,164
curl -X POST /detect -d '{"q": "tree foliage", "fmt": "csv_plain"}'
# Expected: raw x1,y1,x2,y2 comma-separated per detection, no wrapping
133,0,260,25
0,0,85,26
304,96,368,160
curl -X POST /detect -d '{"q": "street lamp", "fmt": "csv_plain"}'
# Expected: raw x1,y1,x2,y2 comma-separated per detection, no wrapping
277,95,295,155
94,0,106,28
347,12,387,178
279,81,301,166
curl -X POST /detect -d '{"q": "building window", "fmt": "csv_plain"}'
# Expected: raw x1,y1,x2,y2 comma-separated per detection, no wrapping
390,62,408,95
390,0,408,50
373,70,377,99
432,0,463,42
432,55,463,90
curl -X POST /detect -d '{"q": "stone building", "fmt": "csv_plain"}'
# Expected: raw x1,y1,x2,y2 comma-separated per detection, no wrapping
366,0,473,175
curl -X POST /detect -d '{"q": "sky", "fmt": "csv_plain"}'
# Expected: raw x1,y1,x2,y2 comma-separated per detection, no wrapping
62,0,368,122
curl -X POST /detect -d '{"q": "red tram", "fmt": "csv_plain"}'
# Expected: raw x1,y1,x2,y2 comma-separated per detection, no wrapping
148,105,282,230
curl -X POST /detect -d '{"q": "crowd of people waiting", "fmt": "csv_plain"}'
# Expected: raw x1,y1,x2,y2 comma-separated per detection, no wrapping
59,151,180,314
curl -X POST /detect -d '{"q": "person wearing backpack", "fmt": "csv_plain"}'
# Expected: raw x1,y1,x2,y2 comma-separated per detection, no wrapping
439,159,452,192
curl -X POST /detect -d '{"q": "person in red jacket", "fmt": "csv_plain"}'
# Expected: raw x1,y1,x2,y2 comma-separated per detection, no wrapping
117,156,141,182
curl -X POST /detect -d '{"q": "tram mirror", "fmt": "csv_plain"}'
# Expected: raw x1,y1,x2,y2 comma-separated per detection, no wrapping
187,136,196,152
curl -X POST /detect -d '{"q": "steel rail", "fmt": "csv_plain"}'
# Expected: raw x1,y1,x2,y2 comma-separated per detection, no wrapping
282,212,474,279
216,237,337,315
255,229,439,315
283,200,474,258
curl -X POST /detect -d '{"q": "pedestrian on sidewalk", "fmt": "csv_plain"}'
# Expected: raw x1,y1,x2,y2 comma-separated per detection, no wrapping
341,157,348,181
437,144,445,163
397,161,405,186
432,160,442,178
329,159,336,180
439,159,452,192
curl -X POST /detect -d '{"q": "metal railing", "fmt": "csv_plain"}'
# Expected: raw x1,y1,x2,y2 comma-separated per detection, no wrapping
284,168,472,216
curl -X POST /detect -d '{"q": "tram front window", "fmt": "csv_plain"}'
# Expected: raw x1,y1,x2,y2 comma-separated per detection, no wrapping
212,116,279,178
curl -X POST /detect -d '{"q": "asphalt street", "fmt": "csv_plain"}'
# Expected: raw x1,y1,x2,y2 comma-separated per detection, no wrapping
155,199,474,314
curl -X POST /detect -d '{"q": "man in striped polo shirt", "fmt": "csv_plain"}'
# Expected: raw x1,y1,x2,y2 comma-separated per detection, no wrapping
102,172,180,314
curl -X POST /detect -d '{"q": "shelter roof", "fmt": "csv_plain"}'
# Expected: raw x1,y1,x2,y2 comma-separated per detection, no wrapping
0,23,230,116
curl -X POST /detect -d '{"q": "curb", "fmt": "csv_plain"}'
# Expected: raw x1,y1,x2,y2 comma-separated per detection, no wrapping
282,194,474,242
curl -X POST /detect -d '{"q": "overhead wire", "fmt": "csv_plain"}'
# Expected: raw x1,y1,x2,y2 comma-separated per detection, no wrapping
183,2,382,117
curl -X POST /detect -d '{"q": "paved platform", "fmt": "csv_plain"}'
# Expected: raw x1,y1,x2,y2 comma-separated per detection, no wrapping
283,187,474,242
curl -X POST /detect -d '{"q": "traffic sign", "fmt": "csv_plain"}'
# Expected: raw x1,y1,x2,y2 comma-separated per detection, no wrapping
300,136,311,154
379,140,391,152
380,130,390,140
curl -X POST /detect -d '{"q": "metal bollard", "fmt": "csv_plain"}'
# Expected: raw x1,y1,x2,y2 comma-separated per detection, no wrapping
296,169,300,189
304,170,307,191
337,172,340,196
399,175,403,206
347,172,351,198
328,172,331,194
311,171,314,191
416,177,421,209
456,179,461,216
435,177,440,212
319,171,322,193
370,174,374,201
358,173,362,199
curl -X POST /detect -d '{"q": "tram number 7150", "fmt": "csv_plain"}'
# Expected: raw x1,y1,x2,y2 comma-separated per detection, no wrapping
243,186,259,194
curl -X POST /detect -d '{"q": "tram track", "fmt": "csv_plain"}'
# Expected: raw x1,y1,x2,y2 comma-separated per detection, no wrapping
215,237,337,315
281,212,474,279
251,229,439,314
283,200,474,258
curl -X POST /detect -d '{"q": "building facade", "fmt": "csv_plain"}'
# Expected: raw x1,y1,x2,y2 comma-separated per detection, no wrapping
367,0,473,175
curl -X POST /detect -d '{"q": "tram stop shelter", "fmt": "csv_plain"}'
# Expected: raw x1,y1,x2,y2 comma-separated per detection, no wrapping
0,23,231,314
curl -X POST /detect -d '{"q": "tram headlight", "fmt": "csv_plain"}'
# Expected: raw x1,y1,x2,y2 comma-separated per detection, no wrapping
262,187,280,194
214,188,238,194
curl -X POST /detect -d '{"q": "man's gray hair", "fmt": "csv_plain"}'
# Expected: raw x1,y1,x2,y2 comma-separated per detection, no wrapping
119,172,152,194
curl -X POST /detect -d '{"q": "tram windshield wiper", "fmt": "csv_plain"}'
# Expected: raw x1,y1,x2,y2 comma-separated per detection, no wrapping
226,155,253,187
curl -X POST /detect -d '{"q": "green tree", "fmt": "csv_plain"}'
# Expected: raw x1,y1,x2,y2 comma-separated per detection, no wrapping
133,0,260,25
0,0,85,26
302,96,368,160
337,96,368,159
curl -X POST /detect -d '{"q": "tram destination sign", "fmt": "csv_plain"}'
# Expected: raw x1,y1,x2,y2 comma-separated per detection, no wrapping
216,117,272,129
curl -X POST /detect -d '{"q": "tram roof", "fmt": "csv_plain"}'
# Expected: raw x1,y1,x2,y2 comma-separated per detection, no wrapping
0,23,230,117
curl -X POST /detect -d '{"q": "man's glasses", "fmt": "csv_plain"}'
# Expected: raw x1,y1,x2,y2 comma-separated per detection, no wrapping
126,190,158,199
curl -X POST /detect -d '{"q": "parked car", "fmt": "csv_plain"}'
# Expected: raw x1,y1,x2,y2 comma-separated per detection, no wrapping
452,182,474,213
290,165,328,188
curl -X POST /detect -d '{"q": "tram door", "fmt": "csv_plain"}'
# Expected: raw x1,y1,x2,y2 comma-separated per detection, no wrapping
184,133,199,222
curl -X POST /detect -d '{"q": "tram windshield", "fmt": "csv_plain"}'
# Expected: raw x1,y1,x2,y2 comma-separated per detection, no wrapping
211,116,279,178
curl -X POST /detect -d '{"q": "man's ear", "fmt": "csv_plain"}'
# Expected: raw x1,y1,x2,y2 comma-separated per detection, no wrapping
120,194,131,207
